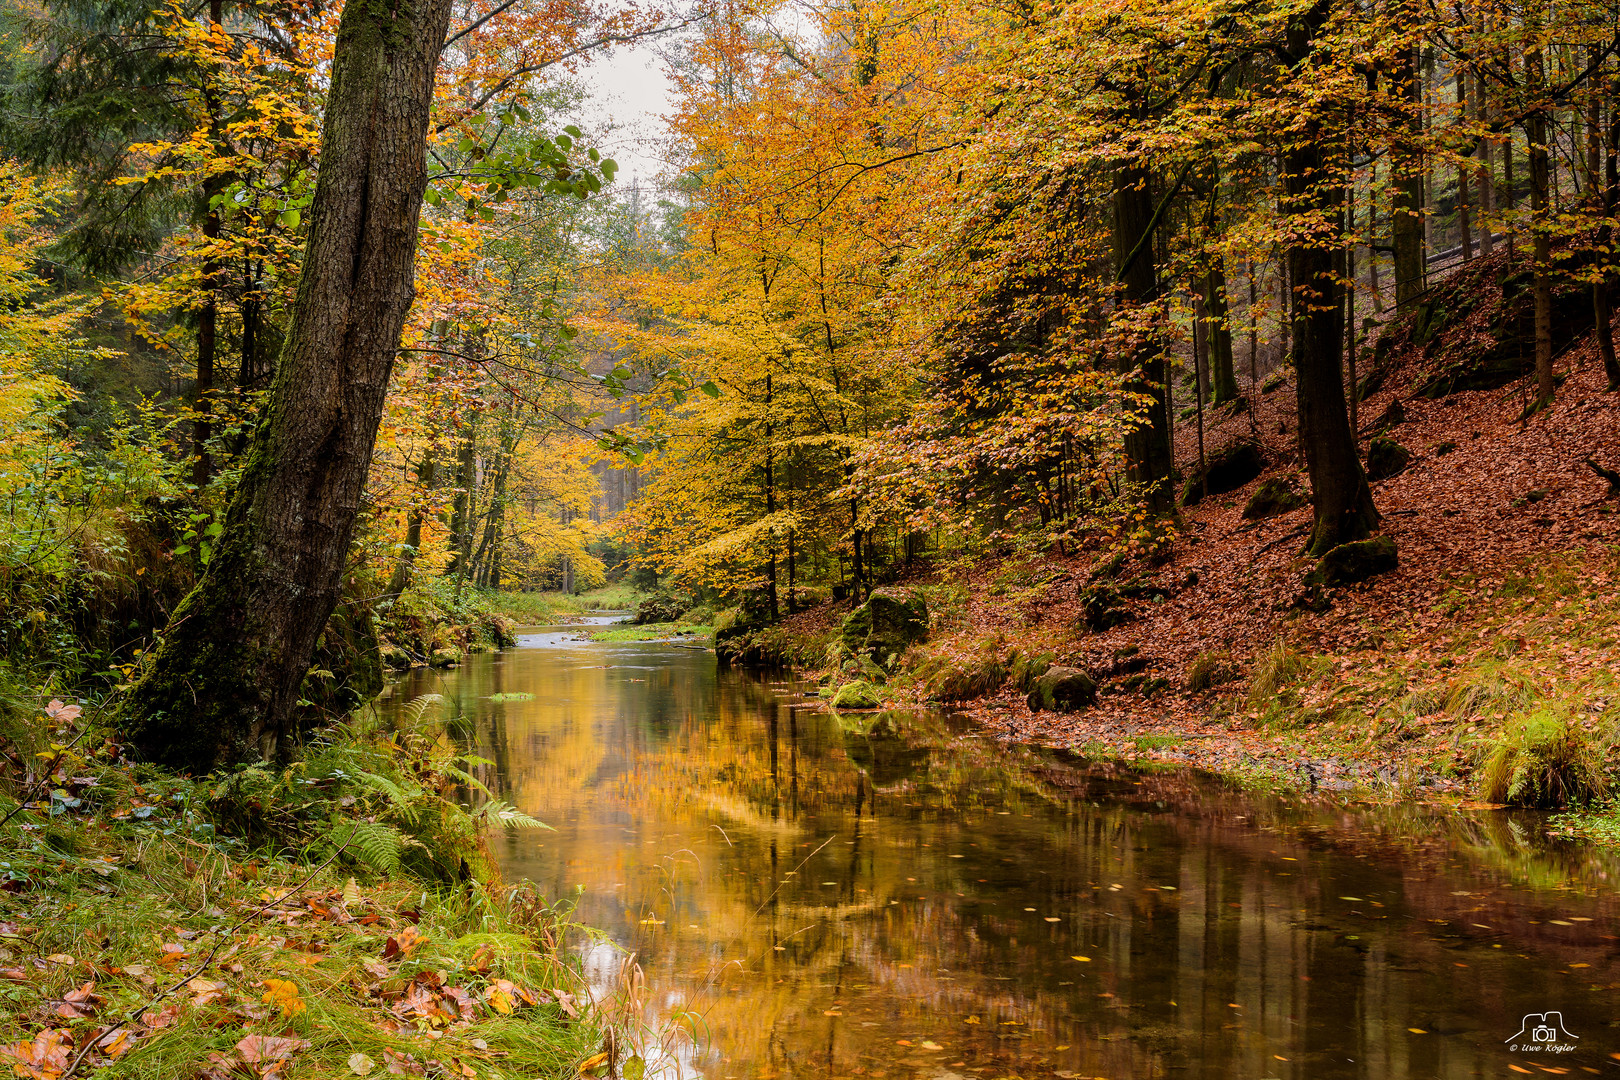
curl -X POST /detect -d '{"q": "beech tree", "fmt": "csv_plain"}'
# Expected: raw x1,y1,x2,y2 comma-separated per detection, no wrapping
125,0,459,769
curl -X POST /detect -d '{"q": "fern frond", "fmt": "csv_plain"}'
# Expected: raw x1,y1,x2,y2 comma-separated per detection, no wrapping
326,819,404,875
477,801,552,830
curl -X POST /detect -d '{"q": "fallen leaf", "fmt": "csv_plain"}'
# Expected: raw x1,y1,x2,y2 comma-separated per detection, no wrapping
577,1050,611,1075
235,1034,309,1064
349,1051,377,1076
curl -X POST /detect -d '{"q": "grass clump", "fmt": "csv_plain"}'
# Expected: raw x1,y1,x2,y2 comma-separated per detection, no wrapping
1185,650,1239,692
1477,711,1609,808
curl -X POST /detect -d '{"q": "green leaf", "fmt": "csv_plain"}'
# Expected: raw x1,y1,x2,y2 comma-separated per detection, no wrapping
423,187,442,206
564,124,582,138
700,380,720,398
277,208,301,230
622,1057,645,1080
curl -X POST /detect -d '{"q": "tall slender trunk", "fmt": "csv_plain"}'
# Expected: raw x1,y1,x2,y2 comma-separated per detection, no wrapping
1284,0,1380,555
1475,33,1496,254
764,372,778,621
1345,188,1358,432
192,0,225,488
386,454,436,598
1457,71,1473,261
127,0,457,770
445,420,477,577
1526,24,1555,407
1113,162,1172,511
1205,257,1239,404
1598,111,1620,389
1392,38,1427,308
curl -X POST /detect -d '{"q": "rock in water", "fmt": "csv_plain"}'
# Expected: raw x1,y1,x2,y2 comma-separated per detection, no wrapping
830,680,882,709
1317,537,1398,585
1026,666,1098,713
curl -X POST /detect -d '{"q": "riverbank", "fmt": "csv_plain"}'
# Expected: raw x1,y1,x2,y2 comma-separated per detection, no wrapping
774,344,1620,824
0,692,611,1079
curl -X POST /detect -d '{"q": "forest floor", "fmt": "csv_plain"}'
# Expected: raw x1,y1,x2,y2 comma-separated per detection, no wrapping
787,321,1620,812
0,701,611,1080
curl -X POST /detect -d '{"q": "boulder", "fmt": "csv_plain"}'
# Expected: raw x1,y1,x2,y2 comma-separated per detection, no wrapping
1317,536,1398,585
379,644,414,670
841,589,929,664
830,680,882,709
1242,476,1309,520
428,647,463,668
1366,437,1411,481
1367,397,1406,431
1026,666,1098,713
1181,440,1265,506
1079,581,1131,631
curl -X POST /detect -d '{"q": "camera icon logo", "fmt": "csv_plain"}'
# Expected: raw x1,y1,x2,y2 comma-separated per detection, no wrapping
1506,1012,1577,1049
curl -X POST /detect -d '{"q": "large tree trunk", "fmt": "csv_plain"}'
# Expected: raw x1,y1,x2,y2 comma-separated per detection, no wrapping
1284,0,1380,556
1113,163,1173,511
126,0,455,770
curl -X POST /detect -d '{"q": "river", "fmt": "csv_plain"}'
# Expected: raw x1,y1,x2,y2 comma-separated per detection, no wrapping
382,617,1620,1078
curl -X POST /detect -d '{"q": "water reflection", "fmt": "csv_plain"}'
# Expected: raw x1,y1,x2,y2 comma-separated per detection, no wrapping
383,627,1620,1078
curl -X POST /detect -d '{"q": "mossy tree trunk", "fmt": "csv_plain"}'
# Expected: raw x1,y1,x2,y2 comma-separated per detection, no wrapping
1283,0,1381,556
126,0,455,771
1392,33,1426,309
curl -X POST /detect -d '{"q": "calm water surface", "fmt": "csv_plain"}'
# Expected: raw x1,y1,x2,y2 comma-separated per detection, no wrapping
384,620,1620,1079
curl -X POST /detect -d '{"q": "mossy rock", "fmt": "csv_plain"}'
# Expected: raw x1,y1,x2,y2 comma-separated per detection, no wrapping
379,644,413,670
428,647,463,668
1079,581,1131,631
1366,437,1411,481
1242,476,1309,520
1181,440,1265,506
830,680,882,709
1317,536,1398,586
1026,666,1098,713
841,589,929,664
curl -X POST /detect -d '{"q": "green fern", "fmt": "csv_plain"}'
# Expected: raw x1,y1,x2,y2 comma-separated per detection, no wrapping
326,819,406,875
476,801,552,830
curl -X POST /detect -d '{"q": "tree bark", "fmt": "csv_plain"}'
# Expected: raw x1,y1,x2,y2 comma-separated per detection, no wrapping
1392,39,1427,308
1284,0,1380,555
1205,257,1239,404
126,0,455,770
1526,27,1555,408
386,454,436,599
1599,112,1620,390
1113,163,1173,511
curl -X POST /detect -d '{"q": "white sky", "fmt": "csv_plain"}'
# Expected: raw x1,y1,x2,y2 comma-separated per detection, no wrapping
578,42,677,194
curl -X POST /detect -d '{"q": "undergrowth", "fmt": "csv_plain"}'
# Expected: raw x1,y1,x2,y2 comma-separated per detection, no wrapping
0,685,626,1079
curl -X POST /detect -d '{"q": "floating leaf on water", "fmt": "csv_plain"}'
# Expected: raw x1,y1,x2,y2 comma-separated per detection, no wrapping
1407,1028,1427,1034
1339,896,1364,902
1070,956,1091,962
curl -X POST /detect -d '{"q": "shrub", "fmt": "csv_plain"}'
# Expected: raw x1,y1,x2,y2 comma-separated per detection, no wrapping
1479,712,1609,808
1186,650,1239,692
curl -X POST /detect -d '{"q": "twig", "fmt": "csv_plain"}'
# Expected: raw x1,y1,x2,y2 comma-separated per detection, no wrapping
61,837,353,1078
1584,456,1620,495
